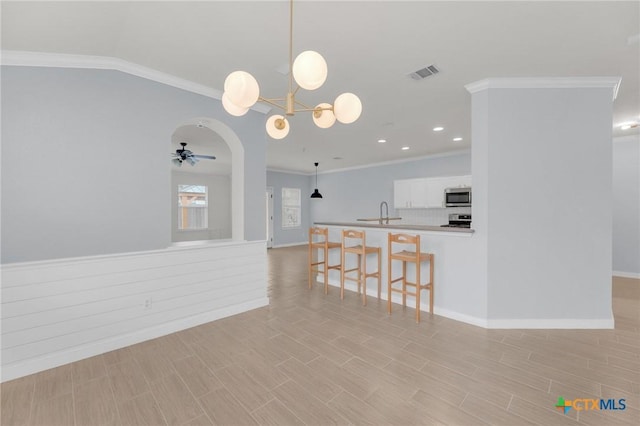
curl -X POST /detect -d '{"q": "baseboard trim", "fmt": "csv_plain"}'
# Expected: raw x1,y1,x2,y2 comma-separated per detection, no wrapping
1,297,269,383
272,242,307,248
613,271,640,279
324,277,488,328
485,317,615,329
321,276,615,330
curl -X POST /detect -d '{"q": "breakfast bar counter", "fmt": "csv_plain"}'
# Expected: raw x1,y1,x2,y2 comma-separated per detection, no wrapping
312,222,484,326
314,221,474,234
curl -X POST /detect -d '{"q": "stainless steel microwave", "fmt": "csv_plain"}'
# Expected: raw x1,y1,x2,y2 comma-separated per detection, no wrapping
445,187,472,207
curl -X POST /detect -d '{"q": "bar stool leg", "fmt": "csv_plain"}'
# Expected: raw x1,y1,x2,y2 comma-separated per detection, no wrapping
402,261,407,307
362,252,367,306
430,254,434,315
416,255,421,323
308,241,313,290
340,246,346,300
323,246,329,295
357,254,362,296
387,253,393,314
377,248,381,300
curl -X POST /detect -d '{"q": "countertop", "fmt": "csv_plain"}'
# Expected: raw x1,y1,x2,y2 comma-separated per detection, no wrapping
314,221,474,234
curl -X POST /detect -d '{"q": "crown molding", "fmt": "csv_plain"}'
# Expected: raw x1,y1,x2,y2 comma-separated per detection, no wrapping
267,149,471,176
0,50,271,114
319,148,472,175
266,168,312,176
465,76,622,100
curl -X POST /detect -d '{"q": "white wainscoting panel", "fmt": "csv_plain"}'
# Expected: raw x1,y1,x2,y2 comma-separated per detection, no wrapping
1,240,268,382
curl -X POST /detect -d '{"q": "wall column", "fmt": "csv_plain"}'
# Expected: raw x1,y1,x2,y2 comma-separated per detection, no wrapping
467,77,620,328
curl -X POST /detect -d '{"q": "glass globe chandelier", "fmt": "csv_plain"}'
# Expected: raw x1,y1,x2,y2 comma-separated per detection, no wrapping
221,0,362,139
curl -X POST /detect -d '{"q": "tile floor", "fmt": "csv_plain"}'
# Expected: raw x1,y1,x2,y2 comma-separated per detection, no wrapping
1,245,639,425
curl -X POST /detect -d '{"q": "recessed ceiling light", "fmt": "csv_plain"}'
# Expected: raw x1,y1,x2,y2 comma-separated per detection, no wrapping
401,146,410,151
433,126,444,132
453,137,463,142
378,139,387,143
621,125,632,130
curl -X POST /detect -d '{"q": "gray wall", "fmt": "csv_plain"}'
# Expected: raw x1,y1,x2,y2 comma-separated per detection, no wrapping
1,66,266,263
266,170,312,246
171,171,232,242
477,85,613,321
613,135,640,275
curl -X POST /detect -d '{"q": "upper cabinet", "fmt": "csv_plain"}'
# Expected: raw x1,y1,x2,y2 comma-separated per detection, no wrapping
394,175,471,209
394,178,428,208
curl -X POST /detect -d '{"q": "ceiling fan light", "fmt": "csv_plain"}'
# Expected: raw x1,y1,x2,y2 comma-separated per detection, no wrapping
312,103,336,128
224,70,260,108
222,92,249,116
333,92,362,124
266,115,290,139
292,51,328,91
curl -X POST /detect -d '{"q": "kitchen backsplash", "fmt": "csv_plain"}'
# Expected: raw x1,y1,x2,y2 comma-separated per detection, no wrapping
397,207,472,226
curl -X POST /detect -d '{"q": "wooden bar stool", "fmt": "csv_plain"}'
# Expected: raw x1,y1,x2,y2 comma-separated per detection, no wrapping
340,229,381,305
308,227,342,294
387,233,434,323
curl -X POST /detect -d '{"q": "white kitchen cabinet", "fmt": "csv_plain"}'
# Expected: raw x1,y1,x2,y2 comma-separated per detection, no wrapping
394,178,428,208
395,175,472,209
447,175,472,188
424,177,449,208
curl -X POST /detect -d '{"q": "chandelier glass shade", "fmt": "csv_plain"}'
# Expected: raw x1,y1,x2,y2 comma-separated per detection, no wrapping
221,92,249,117
266,115,290,139
292,51,328,90
221,0,361,139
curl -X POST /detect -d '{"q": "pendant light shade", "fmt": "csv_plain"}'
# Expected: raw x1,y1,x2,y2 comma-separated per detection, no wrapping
312,103,336,128
333,92,362,124
266,115,290,139
222,92,249,116
224,71,260,108
293,50,328,91
311,162,323,198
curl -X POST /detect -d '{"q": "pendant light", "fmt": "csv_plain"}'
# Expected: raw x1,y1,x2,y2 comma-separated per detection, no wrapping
221,0,362,139
310,162,323,199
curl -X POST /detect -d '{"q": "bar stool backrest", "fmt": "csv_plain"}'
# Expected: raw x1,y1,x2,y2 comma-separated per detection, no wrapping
342,229,366,251
309,226,329,245
388,233,422,263
389,233,419,247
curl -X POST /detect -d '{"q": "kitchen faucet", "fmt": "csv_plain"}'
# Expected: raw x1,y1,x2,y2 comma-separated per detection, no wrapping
379,201,389,224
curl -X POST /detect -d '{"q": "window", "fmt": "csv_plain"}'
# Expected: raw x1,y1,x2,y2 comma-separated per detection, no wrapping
281,187,301,228
178,185,208,230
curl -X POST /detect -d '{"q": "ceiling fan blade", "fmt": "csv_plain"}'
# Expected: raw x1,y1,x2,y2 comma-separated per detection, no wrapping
193,154,216,160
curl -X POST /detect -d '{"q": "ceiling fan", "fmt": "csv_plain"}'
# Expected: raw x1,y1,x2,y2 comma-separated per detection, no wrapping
171,142,216,166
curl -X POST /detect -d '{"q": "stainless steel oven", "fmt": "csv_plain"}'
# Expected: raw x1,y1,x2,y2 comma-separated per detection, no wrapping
444,187,471,207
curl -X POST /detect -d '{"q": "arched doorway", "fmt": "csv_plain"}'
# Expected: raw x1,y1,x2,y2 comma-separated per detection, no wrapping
171,117,244,241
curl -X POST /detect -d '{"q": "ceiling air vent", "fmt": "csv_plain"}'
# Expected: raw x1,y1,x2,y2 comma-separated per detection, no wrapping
409,65,439,80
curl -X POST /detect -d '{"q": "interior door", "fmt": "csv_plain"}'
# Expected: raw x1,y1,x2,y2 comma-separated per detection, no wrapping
266,187,274,248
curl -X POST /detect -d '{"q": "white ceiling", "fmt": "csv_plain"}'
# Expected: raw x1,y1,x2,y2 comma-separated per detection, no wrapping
2,1,639,174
